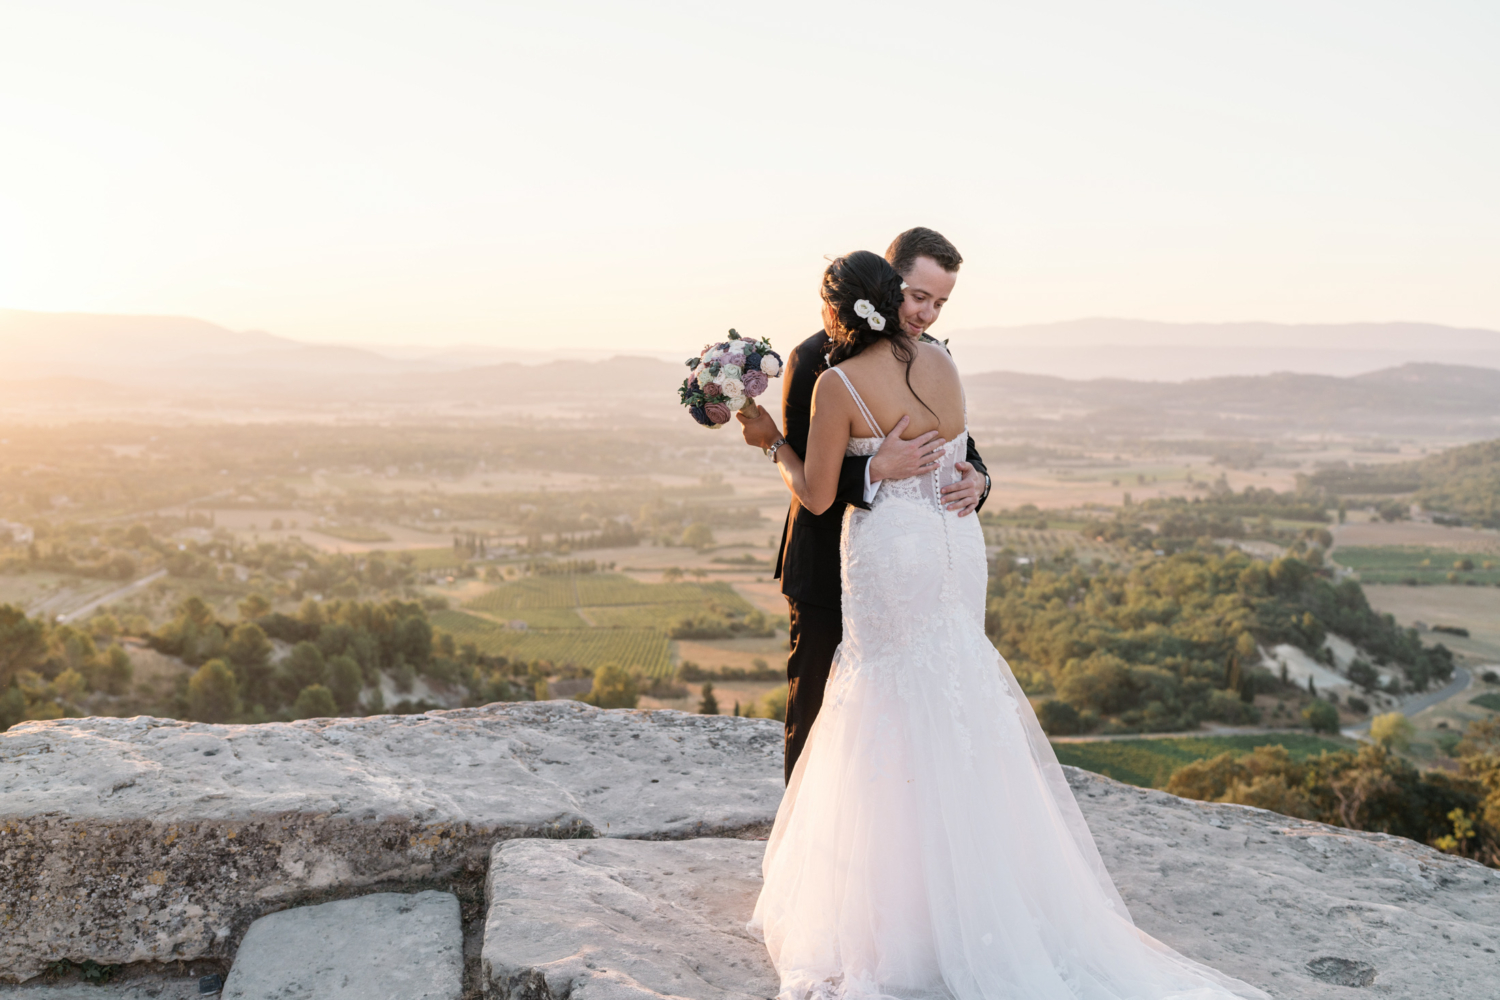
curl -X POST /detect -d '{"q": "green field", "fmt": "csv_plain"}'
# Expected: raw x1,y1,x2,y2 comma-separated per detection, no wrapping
1051,733,1353,789
440,573,759,676
1335,546,1500,586
466,573,752,613
405,547,471,571
430,610,673,675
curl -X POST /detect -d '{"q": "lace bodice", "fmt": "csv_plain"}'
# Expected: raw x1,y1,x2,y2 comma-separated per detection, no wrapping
829,365,969,513
846,432,968,512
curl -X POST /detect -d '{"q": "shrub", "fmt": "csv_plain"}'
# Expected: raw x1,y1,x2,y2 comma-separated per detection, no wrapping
1302,698,1340,734
1346,658,1379,693
1037,699,1083,736
1371,712,1415,751
284,641,327,693
1346,696,1370,715
698,682,719,715
188,659,241,723
759,684,789,722
98,645,133,696
292,684,337,720
327,654,363,712
584,663,639,709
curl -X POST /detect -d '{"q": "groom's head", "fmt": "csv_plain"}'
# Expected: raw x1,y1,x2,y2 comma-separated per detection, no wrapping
885,227,961,338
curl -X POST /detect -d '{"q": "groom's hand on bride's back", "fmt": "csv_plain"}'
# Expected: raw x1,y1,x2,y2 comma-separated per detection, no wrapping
870,416,945,484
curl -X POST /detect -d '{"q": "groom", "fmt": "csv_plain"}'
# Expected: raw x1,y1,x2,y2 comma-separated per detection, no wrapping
738,227,991,782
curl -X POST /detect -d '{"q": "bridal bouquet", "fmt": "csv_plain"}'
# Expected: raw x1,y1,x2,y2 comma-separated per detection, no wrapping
678,330,782,428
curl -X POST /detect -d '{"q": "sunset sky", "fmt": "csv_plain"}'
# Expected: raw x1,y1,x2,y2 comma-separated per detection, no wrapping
2,1,1497,351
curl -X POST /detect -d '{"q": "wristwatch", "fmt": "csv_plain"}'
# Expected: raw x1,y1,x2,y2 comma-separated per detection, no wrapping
980,473,992,501
765,437,787,462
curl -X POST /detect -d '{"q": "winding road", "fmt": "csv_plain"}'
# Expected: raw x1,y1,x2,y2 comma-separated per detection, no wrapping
49,569,169,624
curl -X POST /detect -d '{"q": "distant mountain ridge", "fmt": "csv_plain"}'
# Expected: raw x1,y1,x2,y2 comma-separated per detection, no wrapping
951,318,1500,349
941,319,1500,380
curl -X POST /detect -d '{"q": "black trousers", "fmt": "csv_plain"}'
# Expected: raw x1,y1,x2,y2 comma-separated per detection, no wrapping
783,597,842,784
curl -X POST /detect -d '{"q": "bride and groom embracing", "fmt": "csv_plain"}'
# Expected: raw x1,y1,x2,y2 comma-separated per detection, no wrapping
733,228,1267,1000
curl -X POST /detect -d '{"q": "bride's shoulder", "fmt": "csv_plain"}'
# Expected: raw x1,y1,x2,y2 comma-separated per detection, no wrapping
914,339,960,373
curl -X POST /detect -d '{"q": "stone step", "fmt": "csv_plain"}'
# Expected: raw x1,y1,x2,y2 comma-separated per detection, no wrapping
482,838,774,1000
0,976,203,999
223,891,462,1000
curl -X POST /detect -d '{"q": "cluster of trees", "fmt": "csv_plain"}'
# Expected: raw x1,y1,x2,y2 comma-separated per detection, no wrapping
0,606,134,730
145,594,440,723
1166,715,1500,868
990,548,1454,734
669,607,775,640
1091,488,1336,556
1297,438,1500,528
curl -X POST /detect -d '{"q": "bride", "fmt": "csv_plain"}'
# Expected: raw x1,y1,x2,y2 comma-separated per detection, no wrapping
748,250,1268,1000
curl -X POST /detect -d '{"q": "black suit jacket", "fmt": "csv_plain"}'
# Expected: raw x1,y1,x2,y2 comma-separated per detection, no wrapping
773,330,989,611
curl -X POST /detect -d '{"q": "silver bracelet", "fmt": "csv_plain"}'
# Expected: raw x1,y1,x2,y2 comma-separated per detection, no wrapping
765,438,787,462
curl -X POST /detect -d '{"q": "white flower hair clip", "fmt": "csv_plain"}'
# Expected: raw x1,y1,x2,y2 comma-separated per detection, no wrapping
853,298,886,331
900,281,909,290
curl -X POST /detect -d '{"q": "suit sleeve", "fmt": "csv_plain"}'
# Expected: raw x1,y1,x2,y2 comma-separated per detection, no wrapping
966,435,990,513
833,455,873,511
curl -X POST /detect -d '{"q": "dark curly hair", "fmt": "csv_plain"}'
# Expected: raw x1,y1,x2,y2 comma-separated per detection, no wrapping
822,250,934,419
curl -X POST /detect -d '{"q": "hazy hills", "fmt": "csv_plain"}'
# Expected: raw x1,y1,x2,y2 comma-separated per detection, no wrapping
4,308,1500,440
962,363,1500,439
946,319,1500,380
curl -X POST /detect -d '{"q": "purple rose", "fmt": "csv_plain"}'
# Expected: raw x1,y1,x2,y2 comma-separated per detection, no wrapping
741,369,769,397
701,381,721,397
704,402,732,425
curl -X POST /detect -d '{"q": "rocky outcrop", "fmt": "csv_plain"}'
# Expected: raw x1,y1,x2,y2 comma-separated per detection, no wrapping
7,706,1500,997
0,703,783,983
478,772,1500,1000
1069,769,1500,997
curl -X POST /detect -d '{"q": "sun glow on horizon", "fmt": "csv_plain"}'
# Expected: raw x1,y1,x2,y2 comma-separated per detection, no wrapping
1,0,1498,351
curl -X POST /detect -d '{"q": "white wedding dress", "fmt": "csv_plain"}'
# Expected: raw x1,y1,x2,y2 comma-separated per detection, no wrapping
750,369,1267,1000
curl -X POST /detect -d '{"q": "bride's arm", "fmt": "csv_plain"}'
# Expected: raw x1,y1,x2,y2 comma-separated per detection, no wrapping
772,372,853,515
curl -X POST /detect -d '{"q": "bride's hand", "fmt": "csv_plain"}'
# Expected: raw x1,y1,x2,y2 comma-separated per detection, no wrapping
869,415,945,484
737,406,782,450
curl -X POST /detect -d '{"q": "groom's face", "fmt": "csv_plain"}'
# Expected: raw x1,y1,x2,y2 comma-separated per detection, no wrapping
896,256,957,338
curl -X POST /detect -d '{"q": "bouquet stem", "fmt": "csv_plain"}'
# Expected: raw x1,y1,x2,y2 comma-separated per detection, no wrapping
740,398,761,420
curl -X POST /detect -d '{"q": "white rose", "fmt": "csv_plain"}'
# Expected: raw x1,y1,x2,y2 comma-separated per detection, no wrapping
760,355,781,377
719,363,742,381
867,312,886,331
722,377,745,398
724,393,747,411
853,299,874,319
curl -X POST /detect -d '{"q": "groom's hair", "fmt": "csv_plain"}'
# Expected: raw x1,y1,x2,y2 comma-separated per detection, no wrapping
886,227,962,278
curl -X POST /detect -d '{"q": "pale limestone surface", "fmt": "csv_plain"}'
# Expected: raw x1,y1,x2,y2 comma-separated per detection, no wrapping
481,770,1500,1000
222,891,461,1000
482,839,773,1000
9,706,1500,997
0,977,202,999
0,703,783,983
1071,769,1500,998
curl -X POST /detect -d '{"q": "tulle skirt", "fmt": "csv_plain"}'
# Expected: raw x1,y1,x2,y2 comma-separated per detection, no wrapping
749,500,1267,1000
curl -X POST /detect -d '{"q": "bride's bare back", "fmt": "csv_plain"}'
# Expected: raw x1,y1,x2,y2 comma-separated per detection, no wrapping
822,338,965,441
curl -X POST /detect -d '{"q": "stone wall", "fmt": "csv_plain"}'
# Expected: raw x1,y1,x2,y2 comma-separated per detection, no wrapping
0,703,783,983
6,704,1500,997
